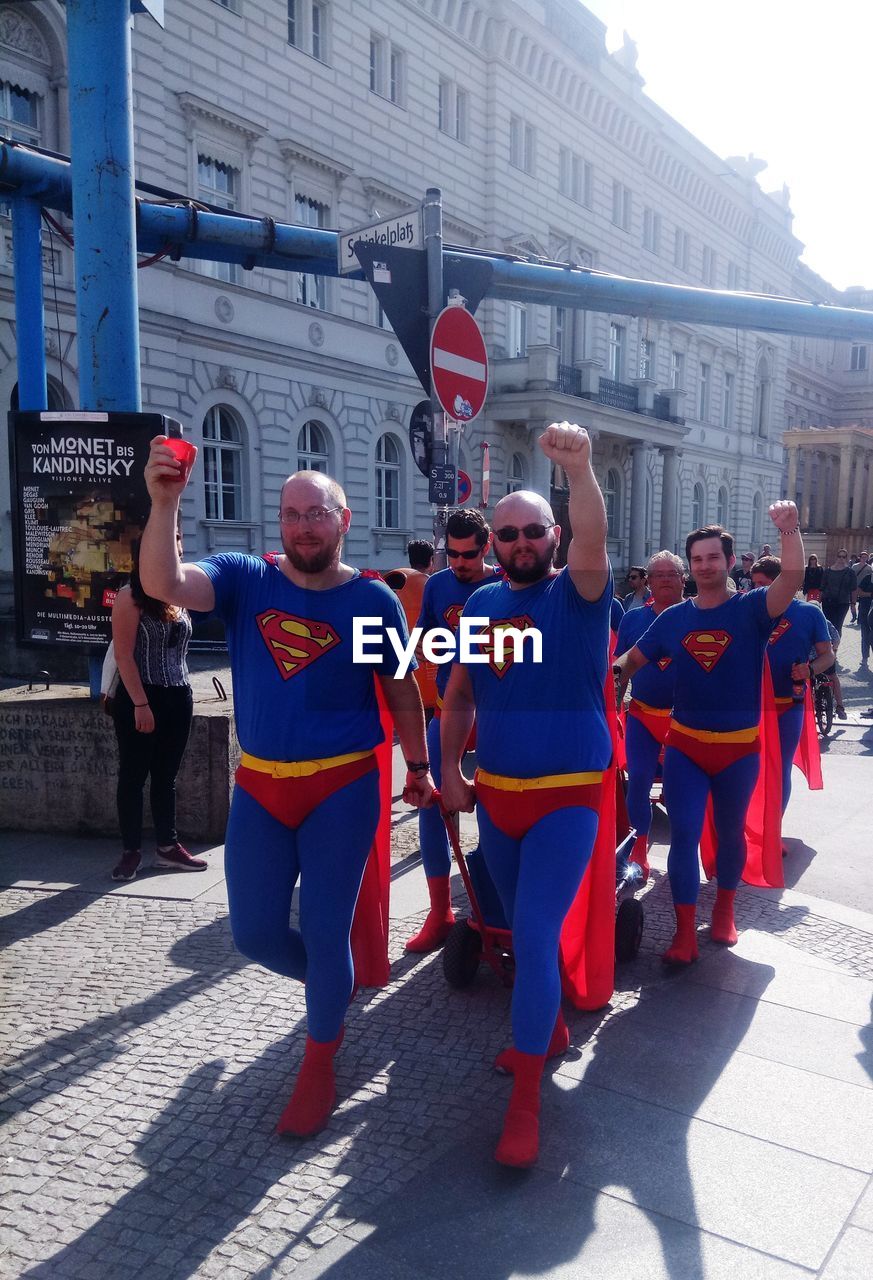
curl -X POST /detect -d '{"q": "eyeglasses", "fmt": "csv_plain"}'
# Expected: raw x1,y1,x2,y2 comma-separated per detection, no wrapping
446,547,480,560
279,506,342,526
493,522,555,543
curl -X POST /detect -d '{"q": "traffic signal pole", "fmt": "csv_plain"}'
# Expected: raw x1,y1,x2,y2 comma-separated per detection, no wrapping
424,186,449,566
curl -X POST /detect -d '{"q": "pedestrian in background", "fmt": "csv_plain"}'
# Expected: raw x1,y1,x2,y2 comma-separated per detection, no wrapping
821,548,857,635
110,537,205,882
802,554,824,602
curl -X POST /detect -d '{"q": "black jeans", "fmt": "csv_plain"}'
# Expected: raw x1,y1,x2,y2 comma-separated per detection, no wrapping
113,683,194,851
859,597,872,661
822,600,850,636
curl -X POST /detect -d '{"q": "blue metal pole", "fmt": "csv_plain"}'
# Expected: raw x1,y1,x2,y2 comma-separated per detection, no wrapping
11,199,47,410
66,0,141,411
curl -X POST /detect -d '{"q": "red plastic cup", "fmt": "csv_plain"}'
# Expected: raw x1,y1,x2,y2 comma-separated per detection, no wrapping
164,435,197,483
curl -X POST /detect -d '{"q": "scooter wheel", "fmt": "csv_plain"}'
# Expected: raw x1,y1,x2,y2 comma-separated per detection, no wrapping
615,898,644,962
442,920,483,989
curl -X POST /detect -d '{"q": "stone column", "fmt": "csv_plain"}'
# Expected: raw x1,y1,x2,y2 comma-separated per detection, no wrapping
812,452,827,529
628,443,649,566
786,441,799,506
573,359,602,399
526,344,559,391
526,420,551,500
851,450,867,529
836,443,853,528
864,452,873,530
659,447,680,552
800,445,815,529
631,377,657,416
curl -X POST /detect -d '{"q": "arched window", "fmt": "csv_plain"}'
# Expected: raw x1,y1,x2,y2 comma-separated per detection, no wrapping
751,491,763,549
203,405,244,521
375,432,401,528
507,452,527,494
604,467,621,539
753,353,771,439
717,485,729,527
297,420,330,472
691,482,705,530
11,377,68,411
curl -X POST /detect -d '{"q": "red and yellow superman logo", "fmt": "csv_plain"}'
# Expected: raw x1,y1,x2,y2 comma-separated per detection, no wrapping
768,617,791,646
682,629,732,672
443,603,464,631
481,614,536,678
657,657,673,671
256,609,340,679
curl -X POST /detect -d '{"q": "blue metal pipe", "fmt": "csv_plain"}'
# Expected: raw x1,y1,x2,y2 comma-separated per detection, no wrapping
66,0,140,410
10,199,47,410
6,139,873,343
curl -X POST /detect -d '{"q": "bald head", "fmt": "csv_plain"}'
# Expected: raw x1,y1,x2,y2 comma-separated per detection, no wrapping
493,489,554,528
280,470,347,511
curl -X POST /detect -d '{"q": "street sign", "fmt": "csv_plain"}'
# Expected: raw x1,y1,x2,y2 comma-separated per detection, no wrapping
430,306,489,422
480,441,490,508
408,400,433,478
428,463,456,506
338,207,423,275
457,469,472,504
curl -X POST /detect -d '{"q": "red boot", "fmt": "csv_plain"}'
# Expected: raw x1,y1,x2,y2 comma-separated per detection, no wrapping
495,1051,545,1168
629,832,650,881
276,1029,343,1137
494,1010,569,1074
662,903,699,965
405,876,455,952
711,887,738,945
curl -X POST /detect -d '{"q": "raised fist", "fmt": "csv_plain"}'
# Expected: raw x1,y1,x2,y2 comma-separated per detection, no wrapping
538,422,591,473
768,500,799,534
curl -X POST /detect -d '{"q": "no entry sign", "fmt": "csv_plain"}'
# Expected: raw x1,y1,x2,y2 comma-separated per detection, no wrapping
430,306,489,422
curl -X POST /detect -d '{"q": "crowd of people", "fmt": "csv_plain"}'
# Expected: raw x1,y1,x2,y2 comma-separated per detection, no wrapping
130,421,830,1172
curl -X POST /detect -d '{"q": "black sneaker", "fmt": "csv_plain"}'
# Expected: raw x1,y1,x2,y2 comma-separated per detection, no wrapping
836,704,848,720
155,843,207,872
112,850,141,881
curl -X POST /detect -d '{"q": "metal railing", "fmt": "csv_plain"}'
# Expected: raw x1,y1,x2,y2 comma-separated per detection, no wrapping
557,363,582,396
653,393,672,421
598,378,638,412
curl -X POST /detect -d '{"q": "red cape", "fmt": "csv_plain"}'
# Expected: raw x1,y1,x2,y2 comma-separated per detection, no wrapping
559,635,619,1011
794,679,823,790
701,662,784,889
349,683,393,987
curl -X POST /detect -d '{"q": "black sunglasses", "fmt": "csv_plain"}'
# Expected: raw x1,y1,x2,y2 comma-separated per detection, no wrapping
446,547,480,560
494,522,555,543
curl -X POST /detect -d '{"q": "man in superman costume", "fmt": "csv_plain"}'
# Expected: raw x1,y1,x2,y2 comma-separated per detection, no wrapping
615,550,686,879
140,440,433,1138
441,422,616,1169
615,504,804,963
750,555,832,818
406,507,501,952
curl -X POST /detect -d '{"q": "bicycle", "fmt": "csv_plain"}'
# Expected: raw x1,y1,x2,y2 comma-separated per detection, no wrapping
814,672,834,737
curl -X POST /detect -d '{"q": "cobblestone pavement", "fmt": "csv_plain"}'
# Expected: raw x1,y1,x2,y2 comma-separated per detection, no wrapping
2,857,871,1279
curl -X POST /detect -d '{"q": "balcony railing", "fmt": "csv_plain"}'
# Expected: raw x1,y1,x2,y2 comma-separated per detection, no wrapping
557,363,582,396
598,377,638,412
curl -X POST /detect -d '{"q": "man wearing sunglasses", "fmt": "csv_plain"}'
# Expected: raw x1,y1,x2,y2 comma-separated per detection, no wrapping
405,508,499,952
440,422,613,1169
140,442,433,1140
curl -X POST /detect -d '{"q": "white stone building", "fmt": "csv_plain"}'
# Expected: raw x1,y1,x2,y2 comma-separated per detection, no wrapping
0,0,814,610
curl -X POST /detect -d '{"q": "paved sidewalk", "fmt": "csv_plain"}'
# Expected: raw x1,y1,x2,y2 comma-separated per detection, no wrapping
2,754,872,1278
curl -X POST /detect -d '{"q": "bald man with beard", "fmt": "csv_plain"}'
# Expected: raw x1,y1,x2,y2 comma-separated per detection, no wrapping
441,422,613,1168
140,438,433,1140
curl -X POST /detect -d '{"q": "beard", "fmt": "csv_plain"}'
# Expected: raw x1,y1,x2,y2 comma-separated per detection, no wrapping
283,529,342,575
494,538,555,584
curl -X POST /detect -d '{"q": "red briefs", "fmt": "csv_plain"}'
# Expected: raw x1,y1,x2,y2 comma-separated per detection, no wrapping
665,720,760,777
235,749,377,830
475,767,605,841
627,698,672,746
774,696,797,719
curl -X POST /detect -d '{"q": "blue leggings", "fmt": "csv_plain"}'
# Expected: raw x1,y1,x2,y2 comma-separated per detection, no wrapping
224,771,379,1042
477,802,598,1055
776,703,804,815
418,715,451,878
625,715,662,837
662,747,760,905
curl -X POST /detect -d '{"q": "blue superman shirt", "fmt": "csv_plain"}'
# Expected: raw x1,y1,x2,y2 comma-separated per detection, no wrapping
197,554,408,760
616,602,676,710
635,588,775,732
766,599,831,697
457,567,613,777
417,565,501,696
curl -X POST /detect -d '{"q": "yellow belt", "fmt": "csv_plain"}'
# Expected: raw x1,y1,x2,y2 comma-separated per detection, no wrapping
669,720,759,745
239,749,374,778
476,767,605,792
630,698,671,717
773,696,794,707
435,691,444,709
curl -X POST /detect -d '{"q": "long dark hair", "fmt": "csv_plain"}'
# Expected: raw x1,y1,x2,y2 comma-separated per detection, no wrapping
128,538,180,622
